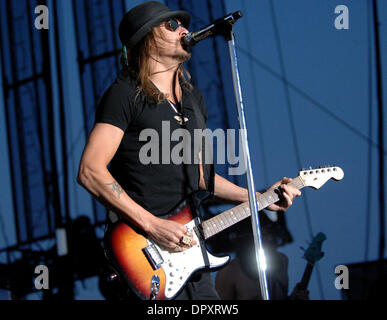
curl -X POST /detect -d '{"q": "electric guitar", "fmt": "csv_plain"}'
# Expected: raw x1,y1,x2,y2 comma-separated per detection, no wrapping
105,166,344,300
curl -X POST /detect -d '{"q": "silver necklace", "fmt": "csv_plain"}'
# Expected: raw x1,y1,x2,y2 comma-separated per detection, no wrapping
168,100,188,125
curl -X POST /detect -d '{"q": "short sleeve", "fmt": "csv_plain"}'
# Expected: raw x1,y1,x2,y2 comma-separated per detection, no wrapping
95,83,133,132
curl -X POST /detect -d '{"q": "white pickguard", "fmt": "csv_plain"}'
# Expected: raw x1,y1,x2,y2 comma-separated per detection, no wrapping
147,219,229,299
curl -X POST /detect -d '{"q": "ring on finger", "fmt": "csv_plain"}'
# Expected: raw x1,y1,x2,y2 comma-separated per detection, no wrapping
180,235,192,246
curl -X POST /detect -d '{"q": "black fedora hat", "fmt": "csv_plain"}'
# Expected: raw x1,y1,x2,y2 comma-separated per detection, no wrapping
119,1,190,49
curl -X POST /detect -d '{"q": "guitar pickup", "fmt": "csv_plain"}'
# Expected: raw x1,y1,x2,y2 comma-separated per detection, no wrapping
143,244,164,270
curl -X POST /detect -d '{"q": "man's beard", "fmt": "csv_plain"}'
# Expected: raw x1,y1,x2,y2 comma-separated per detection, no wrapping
173,38,192,62
154,38,192,63
173,50,191,63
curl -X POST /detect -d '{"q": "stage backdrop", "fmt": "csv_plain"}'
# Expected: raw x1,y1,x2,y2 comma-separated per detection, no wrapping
0,0,386,300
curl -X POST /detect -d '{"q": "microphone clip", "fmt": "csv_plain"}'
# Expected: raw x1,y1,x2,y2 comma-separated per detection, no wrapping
183,11,243,48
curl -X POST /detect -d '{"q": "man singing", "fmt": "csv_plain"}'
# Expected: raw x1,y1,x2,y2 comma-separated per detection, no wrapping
77,1,301,300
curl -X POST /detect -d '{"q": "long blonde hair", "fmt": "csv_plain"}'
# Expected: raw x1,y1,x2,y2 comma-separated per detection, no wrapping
122,27,192,103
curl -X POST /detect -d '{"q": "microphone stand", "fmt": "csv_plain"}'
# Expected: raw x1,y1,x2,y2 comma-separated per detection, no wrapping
215,13,270,300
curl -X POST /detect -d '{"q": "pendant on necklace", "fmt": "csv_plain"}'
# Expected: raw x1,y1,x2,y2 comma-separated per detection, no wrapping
174,115,189,125
168,100,188,125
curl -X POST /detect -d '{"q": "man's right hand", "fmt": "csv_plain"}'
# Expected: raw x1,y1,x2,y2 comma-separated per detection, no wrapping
146,216,197,252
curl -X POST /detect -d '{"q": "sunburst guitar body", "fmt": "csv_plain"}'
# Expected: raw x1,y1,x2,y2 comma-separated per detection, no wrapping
105,192,229,300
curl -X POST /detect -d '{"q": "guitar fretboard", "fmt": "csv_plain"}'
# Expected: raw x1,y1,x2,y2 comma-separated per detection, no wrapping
200,177,305,239
300,262,314,290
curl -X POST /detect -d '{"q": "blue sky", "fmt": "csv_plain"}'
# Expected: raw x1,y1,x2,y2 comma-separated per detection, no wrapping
0,0,386,300
224,0,387,299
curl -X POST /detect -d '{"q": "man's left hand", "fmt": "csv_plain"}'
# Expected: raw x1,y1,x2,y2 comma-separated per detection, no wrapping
265,177,301,212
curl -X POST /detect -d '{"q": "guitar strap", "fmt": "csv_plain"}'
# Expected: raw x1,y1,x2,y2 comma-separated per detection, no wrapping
194,217,210,267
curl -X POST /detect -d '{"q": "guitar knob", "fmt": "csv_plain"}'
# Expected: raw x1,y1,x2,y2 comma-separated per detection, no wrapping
170,272,174,277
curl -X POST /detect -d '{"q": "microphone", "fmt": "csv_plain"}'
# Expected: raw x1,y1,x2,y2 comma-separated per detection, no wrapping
183,11,243,47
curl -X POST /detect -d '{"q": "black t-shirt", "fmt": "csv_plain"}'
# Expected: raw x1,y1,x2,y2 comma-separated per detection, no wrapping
95,71,209,216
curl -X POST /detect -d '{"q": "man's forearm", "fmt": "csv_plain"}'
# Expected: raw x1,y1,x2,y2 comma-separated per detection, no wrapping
77,166,156,232
213,173,252,203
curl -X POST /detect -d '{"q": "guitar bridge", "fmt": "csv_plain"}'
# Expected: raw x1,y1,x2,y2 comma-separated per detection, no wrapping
143,244,164,270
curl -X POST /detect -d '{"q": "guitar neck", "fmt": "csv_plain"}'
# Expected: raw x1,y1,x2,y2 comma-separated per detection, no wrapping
200,176,305,239
299,262,314,290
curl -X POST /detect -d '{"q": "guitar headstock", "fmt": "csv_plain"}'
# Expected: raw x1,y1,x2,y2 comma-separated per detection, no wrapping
299,166,344,189
303,232,327,264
